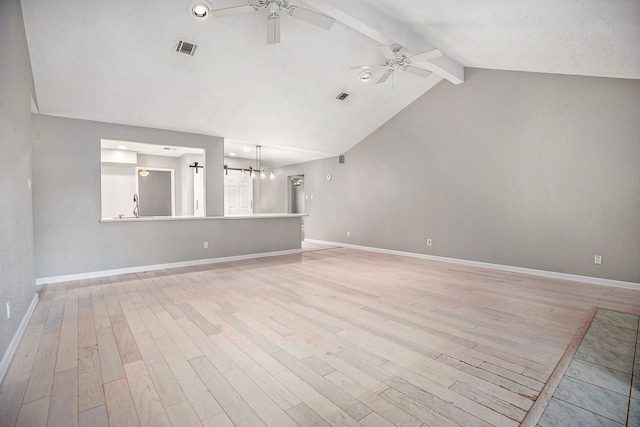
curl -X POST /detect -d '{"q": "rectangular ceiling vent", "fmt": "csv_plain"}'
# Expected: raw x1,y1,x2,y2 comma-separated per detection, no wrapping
335,92,351,101
175,39,198,56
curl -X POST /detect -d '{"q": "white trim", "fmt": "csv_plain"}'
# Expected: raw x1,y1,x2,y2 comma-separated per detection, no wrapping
305,239,640,291
0,294,39,386
36,249,302,285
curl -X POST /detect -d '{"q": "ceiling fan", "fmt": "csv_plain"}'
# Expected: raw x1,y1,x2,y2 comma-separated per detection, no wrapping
202,0,335,44
353,44,443,84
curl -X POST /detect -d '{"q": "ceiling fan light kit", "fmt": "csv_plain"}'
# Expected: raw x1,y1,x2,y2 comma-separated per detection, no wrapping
193,0,335,44
359,70,373,82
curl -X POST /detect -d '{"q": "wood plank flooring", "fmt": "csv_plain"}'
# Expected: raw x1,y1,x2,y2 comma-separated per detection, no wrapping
1,247,639,427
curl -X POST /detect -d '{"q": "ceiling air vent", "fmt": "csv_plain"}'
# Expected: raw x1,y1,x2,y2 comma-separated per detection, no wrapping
175,39,198,56
335,92,351,101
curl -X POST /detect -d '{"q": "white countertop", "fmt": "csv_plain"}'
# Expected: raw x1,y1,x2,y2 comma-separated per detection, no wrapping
100,213,306,223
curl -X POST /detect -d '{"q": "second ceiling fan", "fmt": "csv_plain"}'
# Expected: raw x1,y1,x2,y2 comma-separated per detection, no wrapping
210,0,335,44
354,44,443,84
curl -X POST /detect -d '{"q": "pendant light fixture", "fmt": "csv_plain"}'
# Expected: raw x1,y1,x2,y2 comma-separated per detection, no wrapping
223,144,274,180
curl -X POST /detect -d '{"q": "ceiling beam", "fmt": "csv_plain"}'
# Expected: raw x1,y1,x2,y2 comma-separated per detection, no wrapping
301,0,464,84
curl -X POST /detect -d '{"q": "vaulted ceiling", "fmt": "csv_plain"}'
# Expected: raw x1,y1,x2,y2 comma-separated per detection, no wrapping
21,0,640,166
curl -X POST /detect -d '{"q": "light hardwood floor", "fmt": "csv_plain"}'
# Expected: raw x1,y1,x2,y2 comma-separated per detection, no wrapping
1,247,639,427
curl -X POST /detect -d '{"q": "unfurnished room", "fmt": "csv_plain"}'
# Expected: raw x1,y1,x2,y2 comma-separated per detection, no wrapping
1,0,639,426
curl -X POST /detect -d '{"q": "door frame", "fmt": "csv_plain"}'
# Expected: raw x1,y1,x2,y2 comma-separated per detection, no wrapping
135,167,176,217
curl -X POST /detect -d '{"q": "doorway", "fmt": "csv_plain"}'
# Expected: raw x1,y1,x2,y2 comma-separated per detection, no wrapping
136,168,175,217
289,175,305,214
224,169,253,215
289,175,305,240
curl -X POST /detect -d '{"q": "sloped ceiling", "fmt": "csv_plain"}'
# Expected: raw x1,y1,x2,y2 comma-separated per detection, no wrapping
21,0,640,166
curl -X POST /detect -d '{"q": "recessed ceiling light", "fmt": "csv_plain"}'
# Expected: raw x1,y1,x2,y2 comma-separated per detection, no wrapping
117,144,127,149
359,70,373,82
229,152,236,157
189,1,212,20
243,147,251,153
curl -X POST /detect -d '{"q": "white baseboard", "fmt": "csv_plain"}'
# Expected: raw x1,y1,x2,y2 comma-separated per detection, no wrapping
305,239,640,291
0,293,39,386
36,248,302,285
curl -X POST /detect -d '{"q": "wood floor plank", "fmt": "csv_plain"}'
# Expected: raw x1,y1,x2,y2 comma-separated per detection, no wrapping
0,380,28,427
287,334,389,395
359,411,397,427
133,331,187,408
77,286,97,349
275,370,360,427
47,368,78,427
285,402,332,427
23,331,59,403
90,285,111,330
271,349,372,421
124,359,172,427
166,401,204,427
223,368,298,427
325,370,422,427
209,332,302,411
77,345,104,412
175,317,237,373
104,378,140,427
155,311,203,360
96,327,125,383
78,404,109,427
117,298,146,335
15,396,49,427
154,336,223,421
55,317,78,373
202,412,235,427
110,313,142,364
177,302,221,336
190,355,267,427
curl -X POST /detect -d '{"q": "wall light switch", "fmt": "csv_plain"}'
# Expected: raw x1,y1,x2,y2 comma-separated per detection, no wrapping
594,255,602,265
203,242,208,249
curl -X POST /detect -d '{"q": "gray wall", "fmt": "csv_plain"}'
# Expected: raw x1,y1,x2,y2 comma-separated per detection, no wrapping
32,115,231,277
271,69,640,283
0,0,38,365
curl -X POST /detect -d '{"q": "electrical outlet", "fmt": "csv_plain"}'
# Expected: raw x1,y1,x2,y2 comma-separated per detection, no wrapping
203,242,208,249
6,302,10,319
427,239,432,246
594,255,602,265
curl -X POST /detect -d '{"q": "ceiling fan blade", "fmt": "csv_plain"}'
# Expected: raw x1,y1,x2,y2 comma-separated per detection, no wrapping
267,13,280,44
211,0,256,17
378,45,396,59
349,65,381,70
409,48,443,63
377,68,394,83
403,65,432,78
288,6,335,30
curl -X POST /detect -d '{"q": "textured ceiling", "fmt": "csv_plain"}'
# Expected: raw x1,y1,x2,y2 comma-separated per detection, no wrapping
21,0,640,166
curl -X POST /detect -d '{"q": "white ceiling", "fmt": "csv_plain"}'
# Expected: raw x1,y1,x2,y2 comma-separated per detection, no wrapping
21,0,640,166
